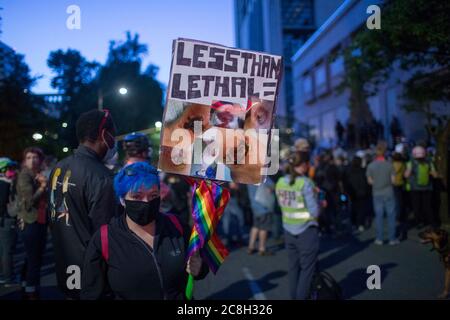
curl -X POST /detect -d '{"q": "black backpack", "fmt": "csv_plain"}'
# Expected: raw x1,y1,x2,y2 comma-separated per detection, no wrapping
309,271,343,300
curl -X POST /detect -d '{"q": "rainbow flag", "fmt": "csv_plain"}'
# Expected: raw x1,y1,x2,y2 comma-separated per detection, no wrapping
187,180,230,274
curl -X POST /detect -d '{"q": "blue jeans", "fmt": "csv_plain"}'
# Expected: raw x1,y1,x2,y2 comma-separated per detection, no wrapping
373,194,397,241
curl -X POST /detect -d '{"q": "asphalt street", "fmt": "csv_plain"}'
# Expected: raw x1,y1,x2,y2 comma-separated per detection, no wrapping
0,224,445,300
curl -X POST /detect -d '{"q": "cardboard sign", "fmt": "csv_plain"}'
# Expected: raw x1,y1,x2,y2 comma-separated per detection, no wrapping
158,38,283,184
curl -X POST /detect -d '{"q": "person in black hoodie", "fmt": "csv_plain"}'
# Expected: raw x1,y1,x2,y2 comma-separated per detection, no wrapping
81,162,208,300
49,109,118,299
345,156,371,232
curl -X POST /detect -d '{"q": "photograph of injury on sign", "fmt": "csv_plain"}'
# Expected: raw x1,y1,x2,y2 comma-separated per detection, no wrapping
158,38,283,184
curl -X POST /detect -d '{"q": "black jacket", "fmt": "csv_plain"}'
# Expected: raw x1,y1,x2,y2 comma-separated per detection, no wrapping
0,178,10,217
81,213,209,300
345,166,371,199
48,145,117,299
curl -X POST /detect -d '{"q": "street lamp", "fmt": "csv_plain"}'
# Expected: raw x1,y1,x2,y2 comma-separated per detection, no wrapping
119,87,128,95
63,147,69,153
62,122,68,128
155,121,162,130
32,133,43,141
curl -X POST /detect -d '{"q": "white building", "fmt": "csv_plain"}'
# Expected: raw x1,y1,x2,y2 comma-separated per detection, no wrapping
291,0,449,146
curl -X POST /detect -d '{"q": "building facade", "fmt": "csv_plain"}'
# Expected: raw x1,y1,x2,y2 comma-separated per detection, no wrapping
234,0,343,125
291,0,448,146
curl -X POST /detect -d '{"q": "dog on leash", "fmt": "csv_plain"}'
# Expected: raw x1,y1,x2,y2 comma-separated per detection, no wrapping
419,228,450,299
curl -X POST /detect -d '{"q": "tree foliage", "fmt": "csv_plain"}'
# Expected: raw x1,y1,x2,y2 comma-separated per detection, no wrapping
47,31,164,149
0,53,58,160
340,0,450,124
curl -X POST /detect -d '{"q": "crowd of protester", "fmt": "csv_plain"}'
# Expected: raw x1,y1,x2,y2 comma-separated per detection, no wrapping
0,110,445,300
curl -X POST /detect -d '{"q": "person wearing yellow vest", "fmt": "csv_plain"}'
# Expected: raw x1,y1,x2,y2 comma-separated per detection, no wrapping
275,151,319,300
404,146,438,228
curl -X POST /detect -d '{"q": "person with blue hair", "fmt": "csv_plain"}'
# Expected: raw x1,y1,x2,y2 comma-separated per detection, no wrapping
81,161,208,300
113,161,160,203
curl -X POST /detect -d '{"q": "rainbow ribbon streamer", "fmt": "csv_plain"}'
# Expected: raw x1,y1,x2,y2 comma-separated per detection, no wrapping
185,179,230,299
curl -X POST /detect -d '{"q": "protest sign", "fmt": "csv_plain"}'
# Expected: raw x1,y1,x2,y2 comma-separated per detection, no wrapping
158,38,283,184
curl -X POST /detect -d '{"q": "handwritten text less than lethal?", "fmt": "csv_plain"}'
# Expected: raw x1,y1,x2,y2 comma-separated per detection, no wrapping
171,42,282,100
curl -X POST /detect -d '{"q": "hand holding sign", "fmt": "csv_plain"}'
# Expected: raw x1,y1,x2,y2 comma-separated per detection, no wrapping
158,39,282,300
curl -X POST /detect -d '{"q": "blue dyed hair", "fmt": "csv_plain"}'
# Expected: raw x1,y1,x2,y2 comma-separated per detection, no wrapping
114,162,160,200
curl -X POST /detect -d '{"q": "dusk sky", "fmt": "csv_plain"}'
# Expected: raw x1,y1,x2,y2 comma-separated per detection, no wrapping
0,0,235,93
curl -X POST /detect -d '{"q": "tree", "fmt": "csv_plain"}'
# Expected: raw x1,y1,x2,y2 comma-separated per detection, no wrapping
47,49,99,149
48,49,99,97
47,32,164,153
107,31,148,65
340,0,450,226
99,31,163,135
0,52,58,160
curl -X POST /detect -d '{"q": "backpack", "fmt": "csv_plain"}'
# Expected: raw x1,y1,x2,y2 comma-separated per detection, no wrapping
309,271,343,300
100,213,184,261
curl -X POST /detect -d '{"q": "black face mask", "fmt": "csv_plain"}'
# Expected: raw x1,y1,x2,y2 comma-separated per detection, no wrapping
125,198,160,226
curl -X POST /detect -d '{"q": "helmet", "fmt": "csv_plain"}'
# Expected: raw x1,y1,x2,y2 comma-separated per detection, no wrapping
412,146,426,159
394,143,404,154
123,132,151,157
294,138,310,152
0,157,16,173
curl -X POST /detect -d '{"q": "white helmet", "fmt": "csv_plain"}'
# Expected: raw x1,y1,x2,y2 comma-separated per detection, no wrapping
355,150,365,159
395,143,404,154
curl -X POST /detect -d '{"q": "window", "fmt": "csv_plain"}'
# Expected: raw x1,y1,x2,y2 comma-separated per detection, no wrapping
302,72,314,102
330,55,344,78
281,0,314,28
315,62,328,96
